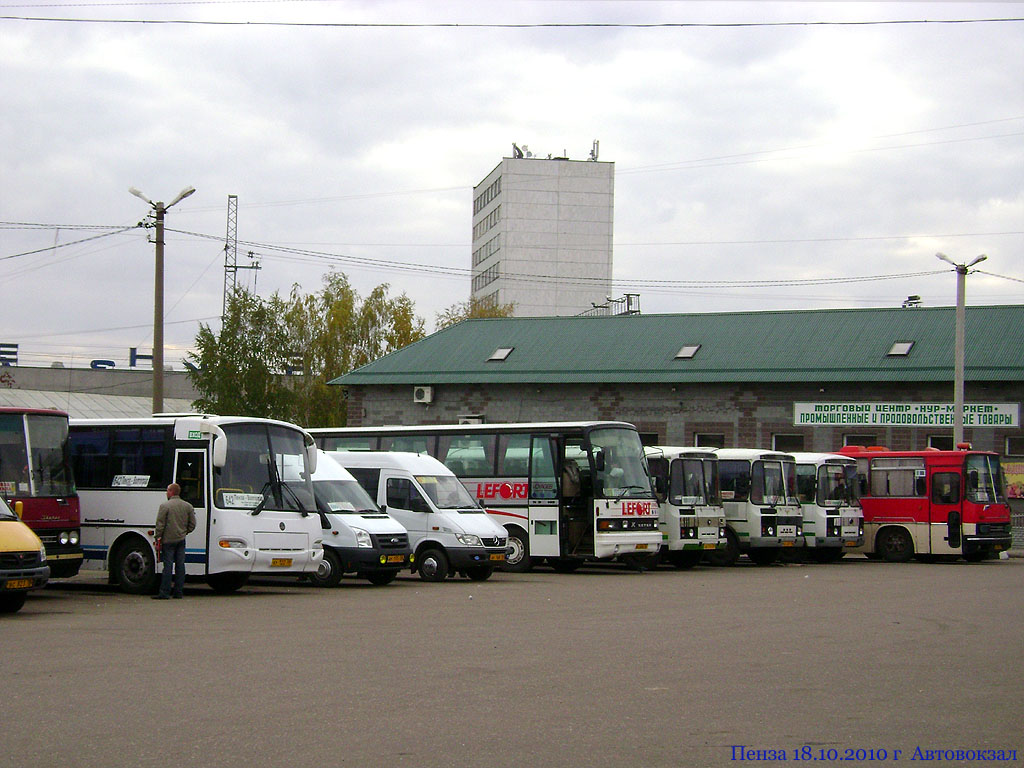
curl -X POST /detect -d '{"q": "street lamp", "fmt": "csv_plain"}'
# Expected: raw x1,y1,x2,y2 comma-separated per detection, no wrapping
129,185,196,414
936,252,987,447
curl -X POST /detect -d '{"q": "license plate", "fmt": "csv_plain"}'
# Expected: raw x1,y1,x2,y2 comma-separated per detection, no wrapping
635,543,648,550
781,541,795,547
5,578,33,589
702,543,718,550
386,555,406,564
845,540,858,547
270,558,292,567
489,553,506,562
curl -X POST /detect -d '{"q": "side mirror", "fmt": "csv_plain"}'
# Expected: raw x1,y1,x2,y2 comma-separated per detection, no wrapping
15,500,23,520
594,450,606,473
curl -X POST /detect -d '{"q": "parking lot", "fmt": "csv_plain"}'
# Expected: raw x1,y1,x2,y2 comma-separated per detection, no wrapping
3,556,1022,768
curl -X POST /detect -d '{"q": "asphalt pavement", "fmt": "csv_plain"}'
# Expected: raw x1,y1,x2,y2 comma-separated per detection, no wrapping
2,556,1022,768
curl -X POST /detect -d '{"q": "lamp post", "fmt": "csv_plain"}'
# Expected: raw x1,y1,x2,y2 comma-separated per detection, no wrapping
129,185,196,414
935,252,987,447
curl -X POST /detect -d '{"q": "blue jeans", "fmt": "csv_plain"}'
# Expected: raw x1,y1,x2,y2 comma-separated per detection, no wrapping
159,539,187,597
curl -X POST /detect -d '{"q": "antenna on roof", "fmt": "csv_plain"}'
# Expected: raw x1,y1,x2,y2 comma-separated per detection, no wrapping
589,140,600,161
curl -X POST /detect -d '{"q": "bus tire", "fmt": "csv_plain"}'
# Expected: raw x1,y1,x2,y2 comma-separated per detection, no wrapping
0,592,28,613
502,527,532,573
112,536,159,595
706,529,740,567
365,570,398,585
877,527,914,563
207,572,249,593
309,549,344,588
668,550,701,570
417,548,449,582
465,565,493,581
748,547,779,566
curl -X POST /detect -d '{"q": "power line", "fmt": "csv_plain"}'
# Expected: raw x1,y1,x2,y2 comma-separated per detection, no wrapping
2,15,1023,27
0,224,139,260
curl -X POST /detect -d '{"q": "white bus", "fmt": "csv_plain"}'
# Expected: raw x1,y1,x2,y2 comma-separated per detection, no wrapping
709,449,803,566
791,452,865,563
644,446,727,568
69,415,324,593
310,421,662,572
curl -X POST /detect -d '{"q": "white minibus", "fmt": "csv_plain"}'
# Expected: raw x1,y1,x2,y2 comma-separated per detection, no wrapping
791,452,865,562
295,451,410,586
644,446,727,568
331,451,508,582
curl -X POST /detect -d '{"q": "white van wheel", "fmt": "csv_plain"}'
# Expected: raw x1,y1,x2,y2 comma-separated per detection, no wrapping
310,549,343,588
418,548,449,582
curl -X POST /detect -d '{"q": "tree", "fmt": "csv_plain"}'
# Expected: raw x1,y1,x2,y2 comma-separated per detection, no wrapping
435,296,515,331
187,289,295,419
187,272,426,426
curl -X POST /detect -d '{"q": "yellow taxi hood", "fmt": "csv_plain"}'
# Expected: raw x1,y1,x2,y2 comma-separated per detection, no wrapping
0,519,44,551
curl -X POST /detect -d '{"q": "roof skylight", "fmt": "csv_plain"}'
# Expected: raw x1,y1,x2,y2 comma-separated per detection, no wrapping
675,344,701,360
887,341,915,356
488,347,514,362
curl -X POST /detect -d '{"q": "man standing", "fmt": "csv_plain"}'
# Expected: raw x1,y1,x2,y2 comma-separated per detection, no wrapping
153,483,196,599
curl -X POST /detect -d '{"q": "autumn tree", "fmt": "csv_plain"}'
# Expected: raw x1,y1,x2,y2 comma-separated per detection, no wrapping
435,296,515,331
187,273,426,426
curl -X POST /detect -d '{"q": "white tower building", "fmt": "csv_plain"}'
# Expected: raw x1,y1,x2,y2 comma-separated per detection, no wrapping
470,145,614,317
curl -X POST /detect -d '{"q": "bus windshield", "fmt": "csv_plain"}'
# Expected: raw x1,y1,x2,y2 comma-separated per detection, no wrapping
670,459,710,506
816,464,861,508
215,423,314,512
588,427,652,500
26,414,76,497
0,495,17,521
965,454,1007,504
309,479,379,514
415,475,480,510
752,460,785,506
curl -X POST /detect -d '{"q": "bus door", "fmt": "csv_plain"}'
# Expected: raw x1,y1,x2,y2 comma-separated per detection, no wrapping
928,467,962,555
384,474,429,542
528,436,560,558
174,450,208,570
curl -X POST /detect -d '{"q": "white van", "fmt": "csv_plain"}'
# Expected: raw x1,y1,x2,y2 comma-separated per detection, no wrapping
332,451,509,582
289,451,411,586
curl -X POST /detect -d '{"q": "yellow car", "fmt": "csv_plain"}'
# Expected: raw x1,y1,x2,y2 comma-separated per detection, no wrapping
0,498,49,614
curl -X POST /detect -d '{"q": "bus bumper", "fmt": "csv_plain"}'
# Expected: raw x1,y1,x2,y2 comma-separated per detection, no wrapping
445,546,508,569
1,564,49,592
331,544,412,573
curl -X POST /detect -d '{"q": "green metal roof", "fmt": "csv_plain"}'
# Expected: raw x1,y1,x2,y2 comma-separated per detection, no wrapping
331,305,1024,386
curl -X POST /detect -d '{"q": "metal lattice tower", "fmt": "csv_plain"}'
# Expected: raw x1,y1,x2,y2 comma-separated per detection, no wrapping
221,194,259,323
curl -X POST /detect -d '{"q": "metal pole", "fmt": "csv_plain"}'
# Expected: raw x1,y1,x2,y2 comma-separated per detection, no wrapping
153,203,165,415
952,264,967,447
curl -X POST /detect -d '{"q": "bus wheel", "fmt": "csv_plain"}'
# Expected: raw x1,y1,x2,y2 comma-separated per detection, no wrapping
748,548,779,566
113,537,158,595
365,570,398,586
668,551,701,570
706,530,740,567
417,548,449,582
309,549,344,588
878,528,914,563
0,592,28,613
502,528,532,573
465,565,493,581
207,572,249,593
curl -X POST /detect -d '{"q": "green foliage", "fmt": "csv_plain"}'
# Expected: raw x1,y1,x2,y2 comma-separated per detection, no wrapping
435,295,515,331
187,272,426,426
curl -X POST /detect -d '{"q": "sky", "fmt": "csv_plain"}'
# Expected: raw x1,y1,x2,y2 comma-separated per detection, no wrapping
1,0,1022,372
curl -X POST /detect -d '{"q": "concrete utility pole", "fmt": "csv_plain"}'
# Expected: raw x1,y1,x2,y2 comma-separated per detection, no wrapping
936,252,987,447
129,185,196,414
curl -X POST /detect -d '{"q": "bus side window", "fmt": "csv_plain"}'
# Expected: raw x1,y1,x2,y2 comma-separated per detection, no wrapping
931,473,960,505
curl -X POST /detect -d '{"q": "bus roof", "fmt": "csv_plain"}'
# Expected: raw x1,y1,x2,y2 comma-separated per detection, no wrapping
644,445,718,460
712,448,796,461
329,450,452,474
309,421,638,435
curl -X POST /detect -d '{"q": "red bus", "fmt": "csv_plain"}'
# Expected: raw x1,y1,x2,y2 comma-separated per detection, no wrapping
837,445,1012,562
0,407,82,577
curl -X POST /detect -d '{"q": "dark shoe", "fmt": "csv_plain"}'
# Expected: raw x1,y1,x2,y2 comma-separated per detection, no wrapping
152,595,170,600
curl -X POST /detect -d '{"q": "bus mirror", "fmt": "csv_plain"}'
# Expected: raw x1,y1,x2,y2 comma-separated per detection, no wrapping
306,443,318,474
594,450,606,472
200,422,228,468
15,500,23,519
653,475,667,498
968,471,979,491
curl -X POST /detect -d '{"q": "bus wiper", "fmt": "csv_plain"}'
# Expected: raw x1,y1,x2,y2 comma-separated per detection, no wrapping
615,485,647,502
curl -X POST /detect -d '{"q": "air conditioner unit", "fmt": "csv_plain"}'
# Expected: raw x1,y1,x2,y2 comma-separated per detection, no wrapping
413,385,433,404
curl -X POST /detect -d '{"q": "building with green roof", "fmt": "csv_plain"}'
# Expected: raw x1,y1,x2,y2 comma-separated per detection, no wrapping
331,305,1023,458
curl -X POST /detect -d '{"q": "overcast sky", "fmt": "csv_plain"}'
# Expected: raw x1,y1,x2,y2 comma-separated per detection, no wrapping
1,0,1022,371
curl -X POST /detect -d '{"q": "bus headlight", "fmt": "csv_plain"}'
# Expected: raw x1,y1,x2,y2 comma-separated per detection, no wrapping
353,528,372,548
456,534,483,547
39,544,47,562
219,538,247,549
59,531,70,545
70,530,80,545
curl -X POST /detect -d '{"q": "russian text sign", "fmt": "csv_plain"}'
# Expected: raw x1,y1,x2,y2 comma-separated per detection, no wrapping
793,402,1019,428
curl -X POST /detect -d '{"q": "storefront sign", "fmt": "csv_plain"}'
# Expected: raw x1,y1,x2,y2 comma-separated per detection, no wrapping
793,402,1020,428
